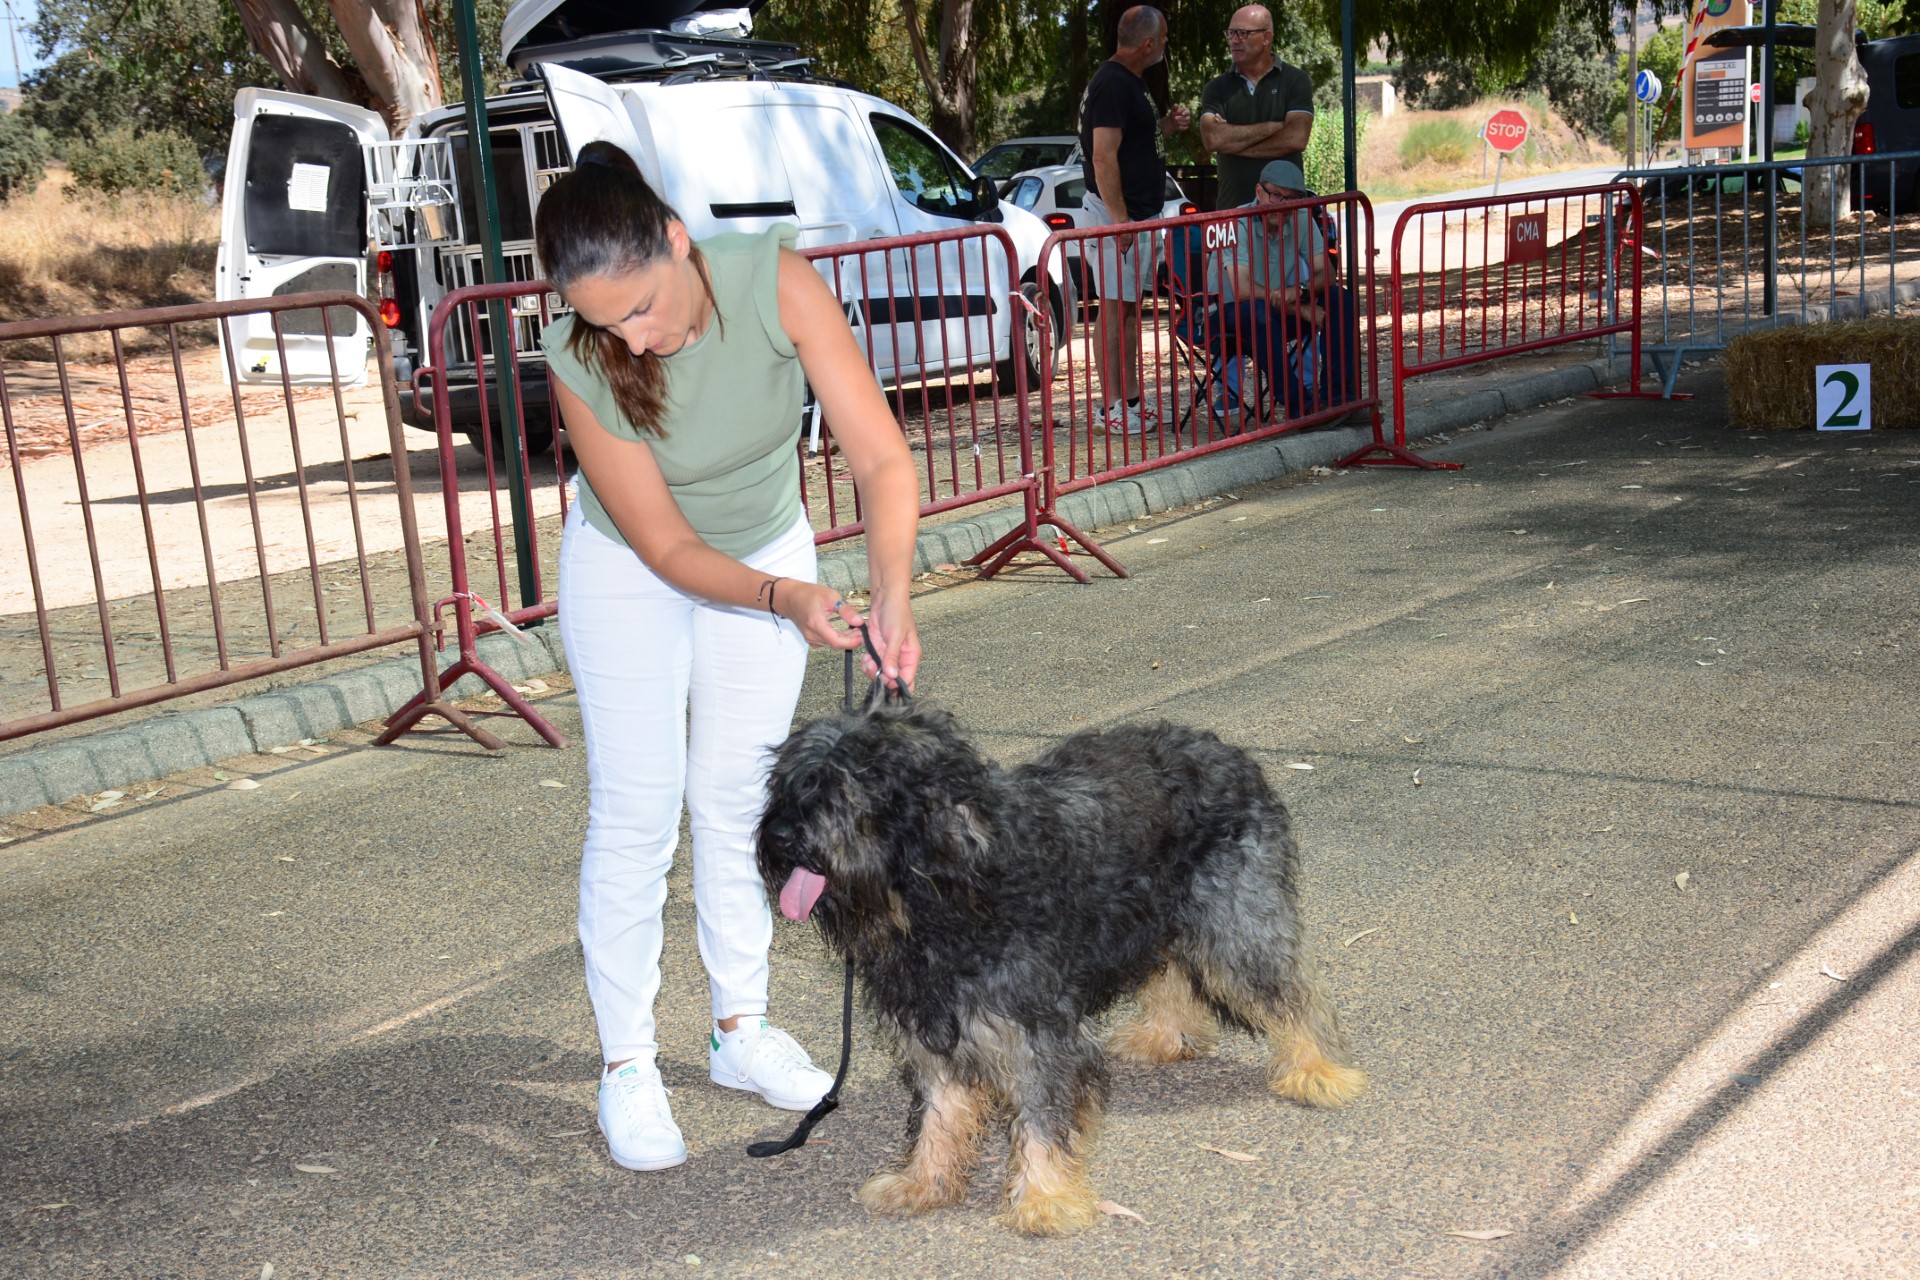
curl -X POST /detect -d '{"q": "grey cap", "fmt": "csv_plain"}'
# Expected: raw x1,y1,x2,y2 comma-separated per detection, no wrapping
1259,159,1309,193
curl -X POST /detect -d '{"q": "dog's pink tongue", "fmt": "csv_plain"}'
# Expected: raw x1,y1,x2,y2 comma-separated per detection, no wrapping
779,867,827,921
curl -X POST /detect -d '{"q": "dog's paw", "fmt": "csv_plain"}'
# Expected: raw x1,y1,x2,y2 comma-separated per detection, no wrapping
858,1169,967,1216
1109,1017,1218,1064
1004,1183,1100,1237
1271,1058,1368,1108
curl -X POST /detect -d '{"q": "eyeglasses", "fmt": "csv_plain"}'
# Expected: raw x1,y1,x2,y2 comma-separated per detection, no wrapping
1225,27,1271,39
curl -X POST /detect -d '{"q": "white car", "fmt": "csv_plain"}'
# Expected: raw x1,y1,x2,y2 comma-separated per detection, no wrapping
972,135,1081,192
213,0,1071,452
1004,163,1197,288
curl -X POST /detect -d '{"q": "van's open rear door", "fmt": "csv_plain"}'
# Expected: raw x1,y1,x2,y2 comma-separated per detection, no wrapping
216,88,389,386
531,61,662,187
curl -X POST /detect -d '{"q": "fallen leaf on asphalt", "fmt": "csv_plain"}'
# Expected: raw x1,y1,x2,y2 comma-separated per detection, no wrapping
1621,484,1643,489
1404,736,1423,744
512,685,532,695
1569,910,1579,924
292,1163,338,1175
1505,529,1528,536
1343,927,1380,947
1675,871,1691,892
1097,1199,1146,1223
539,780,567,789
0,835,13,844
97,790,126,802
89,797,123,813
262,911,285,918
1448,1229,1514,1241
261,1265,276,1280
1696,660,1716,666
546,1129,592,1139
935,563,958,573
1285,762,1314,771
141,789,164,801
1147,537,1168,544
228,778,262,791
1198,1144,1260,1162
1821,965,1850,983
1412,770,1423,787
684,1255,702,1266
1618,598,1649,605
31,1203,74,1212
276,856,296,863
1231,515,1248,522
1589,825,1615,833
526,679,549,692
1151,660,1161,670
1255,596,1271,602
214,771,230,781
269,746,294,755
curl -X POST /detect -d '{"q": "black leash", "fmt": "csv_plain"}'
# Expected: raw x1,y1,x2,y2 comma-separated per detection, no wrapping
747,624,905,1159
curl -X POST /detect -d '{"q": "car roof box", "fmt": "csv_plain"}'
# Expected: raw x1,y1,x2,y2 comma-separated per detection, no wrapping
502,0,773,68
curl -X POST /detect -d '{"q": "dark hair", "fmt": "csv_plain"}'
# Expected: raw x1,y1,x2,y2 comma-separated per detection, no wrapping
534,140,718,437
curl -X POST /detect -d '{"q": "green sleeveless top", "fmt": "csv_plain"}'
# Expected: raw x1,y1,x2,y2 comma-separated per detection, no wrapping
540,226,805,559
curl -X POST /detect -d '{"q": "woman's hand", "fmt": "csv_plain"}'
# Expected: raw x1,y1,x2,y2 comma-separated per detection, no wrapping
770,579,865,652
861,589,920,692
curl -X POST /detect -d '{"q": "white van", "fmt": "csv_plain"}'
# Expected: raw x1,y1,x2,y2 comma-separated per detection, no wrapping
213,0,1068,452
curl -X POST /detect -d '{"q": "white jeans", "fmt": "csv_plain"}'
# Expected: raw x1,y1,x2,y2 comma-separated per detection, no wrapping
558,506,815,1065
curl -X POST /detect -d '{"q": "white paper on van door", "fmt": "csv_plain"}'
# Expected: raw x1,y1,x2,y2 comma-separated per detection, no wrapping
288,163,331,213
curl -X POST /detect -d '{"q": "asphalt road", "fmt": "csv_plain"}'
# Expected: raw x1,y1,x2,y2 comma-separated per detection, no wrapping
3,368,1917,1279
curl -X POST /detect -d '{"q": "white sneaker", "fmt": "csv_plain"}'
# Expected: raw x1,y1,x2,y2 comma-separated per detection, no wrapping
597,1060,687,1172
1102,400,1155,436
708,1018,834,1112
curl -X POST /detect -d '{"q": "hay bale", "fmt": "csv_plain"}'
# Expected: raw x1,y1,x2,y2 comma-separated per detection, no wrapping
1722,317,1920,429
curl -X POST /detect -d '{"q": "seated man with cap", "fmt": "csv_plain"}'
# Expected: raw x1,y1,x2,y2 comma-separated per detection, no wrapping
1203,158,1358,420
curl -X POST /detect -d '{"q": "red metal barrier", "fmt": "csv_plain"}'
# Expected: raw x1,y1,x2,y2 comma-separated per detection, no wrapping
384,225,1058,741
1357,183,1651,470
380,281,573,749
1016,194,1385,578
0,293,494,747
798,226,1066,576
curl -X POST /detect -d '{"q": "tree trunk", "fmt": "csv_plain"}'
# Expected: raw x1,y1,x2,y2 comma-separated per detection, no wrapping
1804,0,1867,227
233,0,360,103
899,0,979,158
323,0,444,132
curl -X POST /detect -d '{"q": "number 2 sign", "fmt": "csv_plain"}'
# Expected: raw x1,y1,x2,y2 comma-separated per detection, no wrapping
1815,363,1872,431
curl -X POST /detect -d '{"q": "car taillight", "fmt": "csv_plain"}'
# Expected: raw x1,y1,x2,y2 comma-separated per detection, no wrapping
1043,212,1073,230
376,249,395,274
379,298,402,327
1179,202,1197,216
1853,121,1875,154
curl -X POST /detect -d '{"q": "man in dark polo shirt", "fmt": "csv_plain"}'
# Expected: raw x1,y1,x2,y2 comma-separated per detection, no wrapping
1197,4,1315,211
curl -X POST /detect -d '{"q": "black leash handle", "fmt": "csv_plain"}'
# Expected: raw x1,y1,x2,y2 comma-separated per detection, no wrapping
748,624,900,1160
746,956,854,1158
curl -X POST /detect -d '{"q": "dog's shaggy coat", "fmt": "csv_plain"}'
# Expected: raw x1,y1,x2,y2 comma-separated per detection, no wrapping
756,697,1364,1235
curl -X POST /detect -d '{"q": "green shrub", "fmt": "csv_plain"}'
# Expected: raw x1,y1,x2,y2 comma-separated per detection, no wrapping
1302,106,1370,195
1794,119,1810,145
66,126,205,200
0,111,50,203
1398,119,1479,167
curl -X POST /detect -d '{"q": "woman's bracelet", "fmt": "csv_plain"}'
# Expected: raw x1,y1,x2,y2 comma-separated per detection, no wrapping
757,577,781,615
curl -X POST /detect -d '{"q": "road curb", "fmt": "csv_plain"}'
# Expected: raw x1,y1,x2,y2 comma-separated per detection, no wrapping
0,355,1633,819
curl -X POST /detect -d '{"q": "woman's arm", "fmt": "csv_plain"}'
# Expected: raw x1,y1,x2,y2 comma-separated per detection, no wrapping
777,248,922,690
553,378,864,653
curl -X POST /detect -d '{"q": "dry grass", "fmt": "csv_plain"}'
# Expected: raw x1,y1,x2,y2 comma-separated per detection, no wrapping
1723,317,1920,429
1362,98,1619,200
0,165,218,358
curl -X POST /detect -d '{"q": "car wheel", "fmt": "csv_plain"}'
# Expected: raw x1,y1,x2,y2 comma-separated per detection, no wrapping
459,416,555,461
999,275,1069,392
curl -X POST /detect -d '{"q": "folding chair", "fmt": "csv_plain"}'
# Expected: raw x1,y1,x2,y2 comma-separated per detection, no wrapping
1163,221,1267,437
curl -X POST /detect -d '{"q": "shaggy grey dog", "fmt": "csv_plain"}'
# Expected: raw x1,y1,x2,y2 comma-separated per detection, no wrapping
756,696,1365,1236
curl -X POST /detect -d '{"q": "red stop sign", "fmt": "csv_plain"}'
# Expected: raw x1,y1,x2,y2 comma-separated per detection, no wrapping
1484,108,1530,154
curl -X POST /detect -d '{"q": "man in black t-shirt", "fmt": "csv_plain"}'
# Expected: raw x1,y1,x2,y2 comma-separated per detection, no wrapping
1078,5,1191,437
1198,4,1316,212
